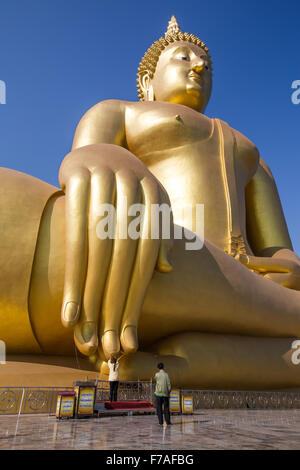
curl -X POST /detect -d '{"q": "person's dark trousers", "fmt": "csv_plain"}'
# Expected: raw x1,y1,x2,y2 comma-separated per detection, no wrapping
156,395,171,425
109,381,119,402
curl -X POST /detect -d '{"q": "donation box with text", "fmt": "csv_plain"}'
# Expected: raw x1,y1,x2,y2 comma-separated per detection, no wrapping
169,389,181,413
74,381,96,417
181,395,194,414
56,391,76,419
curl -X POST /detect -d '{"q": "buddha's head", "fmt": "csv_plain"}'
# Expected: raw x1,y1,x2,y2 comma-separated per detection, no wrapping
137,16,213,113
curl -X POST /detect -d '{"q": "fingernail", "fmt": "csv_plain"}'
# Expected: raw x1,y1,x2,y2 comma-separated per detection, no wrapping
81,321,97,343
102,330,120,358
121,325,138,353
74,323,98,356
237,254,247,264
63,301,79,326
157,259,173,273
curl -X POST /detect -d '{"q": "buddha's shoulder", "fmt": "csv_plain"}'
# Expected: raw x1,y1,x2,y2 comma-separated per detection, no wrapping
75,100,135,132
218,119,259,165
81,99,131,117
214,119,259,175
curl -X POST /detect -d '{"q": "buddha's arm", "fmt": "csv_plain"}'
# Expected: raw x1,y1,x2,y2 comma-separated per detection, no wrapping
245,157,293,256
58,99,172,359
72,99,127,149
243,157,300,290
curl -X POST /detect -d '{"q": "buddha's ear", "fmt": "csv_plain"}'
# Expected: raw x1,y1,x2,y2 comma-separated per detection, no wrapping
139,70,155,101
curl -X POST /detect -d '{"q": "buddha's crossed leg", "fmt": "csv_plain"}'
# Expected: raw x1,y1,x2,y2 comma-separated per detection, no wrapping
103,333,300,389
97,237,300,388
96,236,300,388
138,236,300,345
28,193,300,387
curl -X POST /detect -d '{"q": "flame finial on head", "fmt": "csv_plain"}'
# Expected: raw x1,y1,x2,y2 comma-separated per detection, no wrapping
165,15,182,36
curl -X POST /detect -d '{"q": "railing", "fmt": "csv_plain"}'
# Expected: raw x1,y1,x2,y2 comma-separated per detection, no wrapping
0,387,73,415
180,390,300,409
1,385,300,415
0,381,153,415
96,380,153,403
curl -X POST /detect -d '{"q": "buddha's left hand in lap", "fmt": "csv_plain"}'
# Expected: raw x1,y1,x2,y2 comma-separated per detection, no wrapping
238,249,300,290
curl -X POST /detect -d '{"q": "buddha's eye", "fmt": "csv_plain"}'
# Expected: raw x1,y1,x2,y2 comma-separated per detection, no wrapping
177,55,189,61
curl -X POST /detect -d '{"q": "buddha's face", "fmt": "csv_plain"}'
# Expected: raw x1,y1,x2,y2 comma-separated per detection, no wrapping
147,42,212,112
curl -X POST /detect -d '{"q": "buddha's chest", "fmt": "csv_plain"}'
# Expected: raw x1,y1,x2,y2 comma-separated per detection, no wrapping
125,102,212,158
124,103,258,253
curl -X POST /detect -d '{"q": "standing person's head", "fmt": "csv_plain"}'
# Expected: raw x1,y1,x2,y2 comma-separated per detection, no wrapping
111,355,117,371
157,362,164,370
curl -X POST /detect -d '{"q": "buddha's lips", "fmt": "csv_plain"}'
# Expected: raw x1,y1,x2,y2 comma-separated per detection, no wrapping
188,72,202,83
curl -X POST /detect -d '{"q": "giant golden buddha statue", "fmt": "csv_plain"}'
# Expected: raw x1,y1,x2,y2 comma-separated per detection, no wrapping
1,17,300,389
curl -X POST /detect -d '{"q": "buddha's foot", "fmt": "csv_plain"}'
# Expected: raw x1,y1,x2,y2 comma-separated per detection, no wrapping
107,333,300,389
74,321,98,356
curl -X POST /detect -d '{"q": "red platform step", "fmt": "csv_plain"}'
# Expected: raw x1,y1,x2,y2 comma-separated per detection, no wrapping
104,400,153,410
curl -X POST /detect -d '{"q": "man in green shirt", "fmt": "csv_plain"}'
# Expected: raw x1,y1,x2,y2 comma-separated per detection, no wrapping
154,362,172,426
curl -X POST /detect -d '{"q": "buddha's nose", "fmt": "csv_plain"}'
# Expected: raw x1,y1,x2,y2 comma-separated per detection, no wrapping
192,60,205,74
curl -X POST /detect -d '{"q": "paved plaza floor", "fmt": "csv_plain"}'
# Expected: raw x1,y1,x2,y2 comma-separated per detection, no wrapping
0,410,300,450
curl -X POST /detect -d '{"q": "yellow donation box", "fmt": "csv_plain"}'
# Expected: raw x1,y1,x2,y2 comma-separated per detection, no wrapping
56,391,76,419
182,395,194,414
74,381,96,417
169,389,181,413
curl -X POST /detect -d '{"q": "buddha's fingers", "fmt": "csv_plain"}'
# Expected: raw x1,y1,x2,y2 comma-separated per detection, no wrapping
238,254,295,274
156,184,173,273
120,177,163,354
74,168,115,355
100,169,142,359
61,168,90,328
264,272,300,290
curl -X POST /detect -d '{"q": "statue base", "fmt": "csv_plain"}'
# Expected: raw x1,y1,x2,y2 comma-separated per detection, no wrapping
1,355,99,387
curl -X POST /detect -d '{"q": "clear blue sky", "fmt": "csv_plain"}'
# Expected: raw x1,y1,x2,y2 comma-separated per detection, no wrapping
0,0,300,251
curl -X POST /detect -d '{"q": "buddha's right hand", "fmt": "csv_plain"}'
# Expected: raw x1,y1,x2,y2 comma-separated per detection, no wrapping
58,143,173,359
